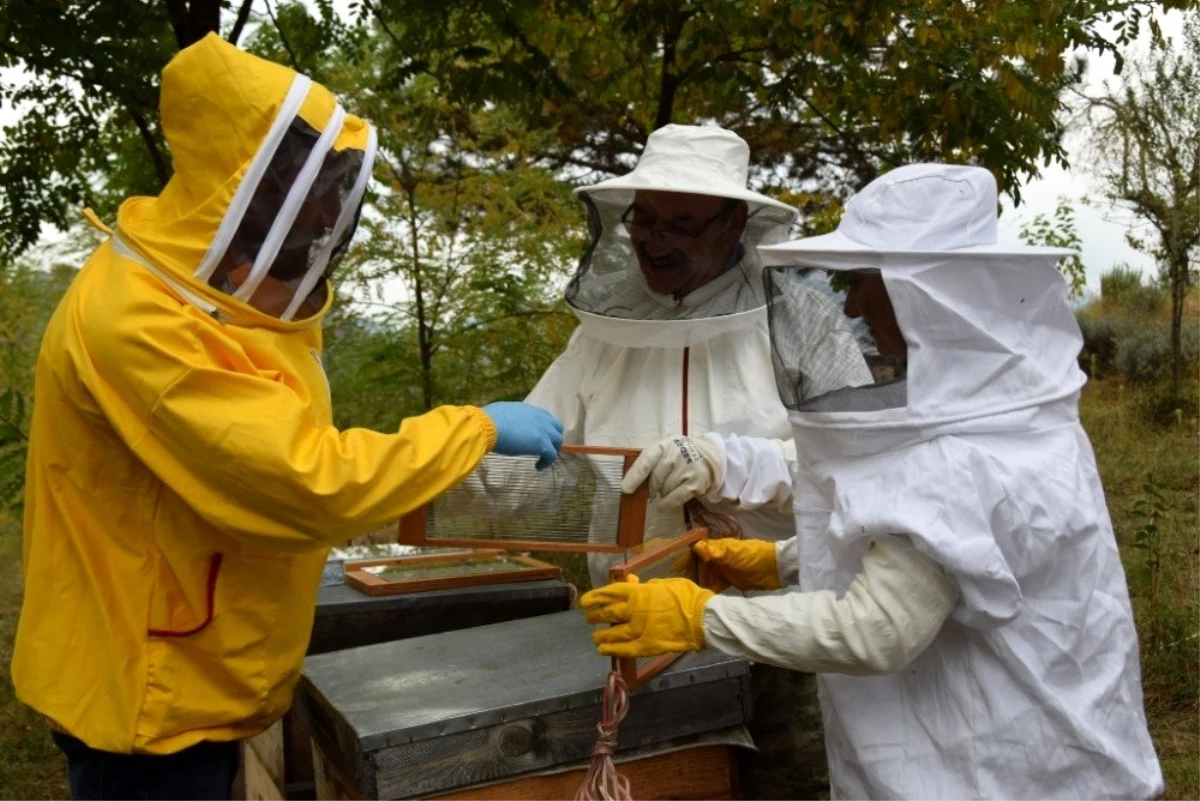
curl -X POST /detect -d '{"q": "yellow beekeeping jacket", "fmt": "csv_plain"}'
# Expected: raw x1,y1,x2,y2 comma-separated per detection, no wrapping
11,35,496,754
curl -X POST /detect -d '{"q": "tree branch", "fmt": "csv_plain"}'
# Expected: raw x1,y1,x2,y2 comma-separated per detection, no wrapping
654,8,695,130
548,152,632,178
358,0,403,48
428,164,468,325
345,297,417,318
0,42,136,106
228,0,255,45
450,309,573,337
125,102,171,188
674,46,769,86
162,0,191,50
0,41,167,186
190,0,222,45
264,0,300,68
493,8,574,100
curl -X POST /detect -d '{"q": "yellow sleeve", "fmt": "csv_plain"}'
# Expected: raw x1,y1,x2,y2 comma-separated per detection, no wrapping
78,297,496,551
142,365,496,549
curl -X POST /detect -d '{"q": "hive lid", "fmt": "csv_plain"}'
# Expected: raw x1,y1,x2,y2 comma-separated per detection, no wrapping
300,609,749,752
314,578,570,615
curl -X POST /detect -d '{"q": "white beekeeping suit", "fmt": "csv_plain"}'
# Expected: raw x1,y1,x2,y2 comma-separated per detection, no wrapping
700,164,1163,799
525,124,869,588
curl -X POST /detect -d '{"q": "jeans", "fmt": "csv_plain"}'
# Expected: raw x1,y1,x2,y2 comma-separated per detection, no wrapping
51,731,240,801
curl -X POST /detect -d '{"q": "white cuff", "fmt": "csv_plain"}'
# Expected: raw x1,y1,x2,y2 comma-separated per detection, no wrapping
775,537,800,586
702,535,958,675
700,432,794,512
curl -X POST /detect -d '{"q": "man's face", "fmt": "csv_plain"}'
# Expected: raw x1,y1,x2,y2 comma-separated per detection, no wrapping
624,190,747,298
226,263,327,319
843,272,907,359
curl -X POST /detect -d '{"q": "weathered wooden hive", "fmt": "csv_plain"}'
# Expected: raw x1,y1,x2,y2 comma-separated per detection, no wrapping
243,566,575,799
310,569,573,655
295,610,753,800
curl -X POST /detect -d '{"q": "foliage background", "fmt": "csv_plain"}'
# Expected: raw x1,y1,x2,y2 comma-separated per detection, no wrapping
0,1,1196,798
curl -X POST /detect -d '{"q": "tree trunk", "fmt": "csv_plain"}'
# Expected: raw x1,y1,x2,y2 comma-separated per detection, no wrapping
412,256,435,413
407,197,435,412
654,13,682,131
162,0,224,50
418,320,434,413
126,103,171,189
228,0,255,45
1169,250,1186,403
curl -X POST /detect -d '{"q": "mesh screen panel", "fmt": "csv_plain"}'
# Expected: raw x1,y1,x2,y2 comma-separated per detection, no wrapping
399,446,646,553
373,555,539,583
342,551,562,596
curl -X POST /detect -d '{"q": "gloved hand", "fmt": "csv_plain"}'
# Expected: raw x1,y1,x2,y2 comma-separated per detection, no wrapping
581,576,715,658
693,538,781,592
481,402,564,470
620,435,724,507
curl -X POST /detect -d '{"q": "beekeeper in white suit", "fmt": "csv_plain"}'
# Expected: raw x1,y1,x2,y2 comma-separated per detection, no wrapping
582,163,1163,800
526,123,870,798
528,124,867,569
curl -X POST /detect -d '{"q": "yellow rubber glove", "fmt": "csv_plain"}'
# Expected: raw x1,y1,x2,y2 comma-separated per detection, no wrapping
693,538,781,592
581,577,715,658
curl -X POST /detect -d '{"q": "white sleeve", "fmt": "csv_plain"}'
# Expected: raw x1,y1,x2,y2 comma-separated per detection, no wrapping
700,432,795,512
524,328,591,445
702,535,958,675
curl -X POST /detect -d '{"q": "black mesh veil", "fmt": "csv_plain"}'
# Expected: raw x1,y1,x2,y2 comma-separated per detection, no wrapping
206,117,364,319
566,190,795,320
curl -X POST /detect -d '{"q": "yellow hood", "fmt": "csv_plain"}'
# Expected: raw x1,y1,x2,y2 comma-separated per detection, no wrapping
117,33,372,327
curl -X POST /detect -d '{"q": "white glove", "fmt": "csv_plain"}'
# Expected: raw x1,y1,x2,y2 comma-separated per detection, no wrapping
621,435,725,507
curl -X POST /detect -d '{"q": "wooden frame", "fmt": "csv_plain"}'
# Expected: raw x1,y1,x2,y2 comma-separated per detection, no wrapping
608,528,709,691
313,736,740,801
608,528,709,582
343,550,563,596
397,445,649,553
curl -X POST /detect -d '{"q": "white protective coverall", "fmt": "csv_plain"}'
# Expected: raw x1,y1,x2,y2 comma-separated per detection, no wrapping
525,124,870,588
701,164,1163,799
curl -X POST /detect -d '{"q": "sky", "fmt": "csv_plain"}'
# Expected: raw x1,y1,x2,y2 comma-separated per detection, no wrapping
1,5,1187,296
993,9,1188,292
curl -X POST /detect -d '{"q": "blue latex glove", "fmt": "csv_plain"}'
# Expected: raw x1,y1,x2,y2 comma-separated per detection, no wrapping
481,402,564,470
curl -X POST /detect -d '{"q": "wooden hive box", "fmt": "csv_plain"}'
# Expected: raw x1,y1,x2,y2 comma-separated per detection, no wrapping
294,610,753,800
243,570,575,799
309,571,574,656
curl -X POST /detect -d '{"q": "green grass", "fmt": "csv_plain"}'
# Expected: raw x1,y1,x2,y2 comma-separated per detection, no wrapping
0,516,69,800
0,376,1194,799
1080,376,1200,801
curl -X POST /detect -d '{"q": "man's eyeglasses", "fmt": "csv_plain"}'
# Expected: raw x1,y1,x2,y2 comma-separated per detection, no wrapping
621,200,737,250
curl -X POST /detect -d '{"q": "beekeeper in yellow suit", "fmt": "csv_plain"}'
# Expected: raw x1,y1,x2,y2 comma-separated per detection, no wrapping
10,34,562,800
